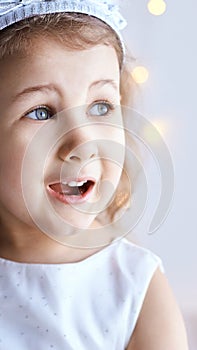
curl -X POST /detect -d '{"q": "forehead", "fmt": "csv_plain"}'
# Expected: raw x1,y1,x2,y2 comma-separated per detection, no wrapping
0,38,120,111
32,37,119,74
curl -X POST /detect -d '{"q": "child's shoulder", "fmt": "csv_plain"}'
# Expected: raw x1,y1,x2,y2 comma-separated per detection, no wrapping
105,237,164,276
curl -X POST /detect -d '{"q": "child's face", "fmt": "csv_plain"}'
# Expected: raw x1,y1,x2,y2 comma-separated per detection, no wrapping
0,36,125,243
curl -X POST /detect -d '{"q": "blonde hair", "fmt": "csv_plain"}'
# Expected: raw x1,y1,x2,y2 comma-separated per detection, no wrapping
0,12,135,224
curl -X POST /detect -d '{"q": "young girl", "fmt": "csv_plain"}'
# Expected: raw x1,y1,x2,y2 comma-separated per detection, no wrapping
0,1,188,349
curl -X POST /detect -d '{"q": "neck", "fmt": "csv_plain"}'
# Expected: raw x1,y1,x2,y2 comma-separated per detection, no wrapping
0,219,109,264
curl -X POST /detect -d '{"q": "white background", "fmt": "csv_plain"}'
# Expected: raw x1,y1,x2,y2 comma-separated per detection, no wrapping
121,1,197,348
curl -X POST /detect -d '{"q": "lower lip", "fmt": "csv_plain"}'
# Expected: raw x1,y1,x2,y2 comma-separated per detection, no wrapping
47,182,95,205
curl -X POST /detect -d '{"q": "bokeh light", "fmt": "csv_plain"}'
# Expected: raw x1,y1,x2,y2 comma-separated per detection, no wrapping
147,0,166,16
131,66,149,84
142,119,168,144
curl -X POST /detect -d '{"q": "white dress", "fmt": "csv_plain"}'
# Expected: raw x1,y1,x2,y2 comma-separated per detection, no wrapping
0,238,163,350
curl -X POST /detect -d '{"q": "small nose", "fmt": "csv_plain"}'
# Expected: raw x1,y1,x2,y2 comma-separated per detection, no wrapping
59,137,98,163
68,141,98,162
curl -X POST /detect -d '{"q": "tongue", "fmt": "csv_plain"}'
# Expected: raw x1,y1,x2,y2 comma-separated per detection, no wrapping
50,183,81,196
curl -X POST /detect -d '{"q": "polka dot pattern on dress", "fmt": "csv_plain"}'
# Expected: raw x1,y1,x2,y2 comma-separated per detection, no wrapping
0,238,163,349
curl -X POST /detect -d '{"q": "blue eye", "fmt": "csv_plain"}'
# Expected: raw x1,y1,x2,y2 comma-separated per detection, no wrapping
25,107,53,120
89,102,113,117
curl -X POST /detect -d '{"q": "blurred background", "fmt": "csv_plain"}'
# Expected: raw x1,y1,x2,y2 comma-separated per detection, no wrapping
120,1,197,348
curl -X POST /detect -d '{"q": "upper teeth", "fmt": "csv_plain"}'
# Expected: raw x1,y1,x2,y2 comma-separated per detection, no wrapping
62,180,88,187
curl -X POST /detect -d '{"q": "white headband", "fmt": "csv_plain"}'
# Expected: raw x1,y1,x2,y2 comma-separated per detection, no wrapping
0,0,127,57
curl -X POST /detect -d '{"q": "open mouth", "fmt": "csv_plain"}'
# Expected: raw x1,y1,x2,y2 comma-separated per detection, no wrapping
48,179,95,204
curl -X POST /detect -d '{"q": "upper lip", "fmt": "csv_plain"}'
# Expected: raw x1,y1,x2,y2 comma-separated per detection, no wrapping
48,176,97,186
48,176,96,187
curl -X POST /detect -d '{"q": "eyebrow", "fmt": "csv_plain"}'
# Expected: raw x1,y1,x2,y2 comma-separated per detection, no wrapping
89,79,119,91
12,79,119,102
12,84,57,102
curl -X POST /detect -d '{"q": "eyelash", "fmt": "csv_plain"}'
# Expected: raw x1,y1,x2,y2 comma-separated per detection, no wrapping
23,100,116,121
